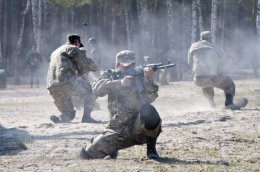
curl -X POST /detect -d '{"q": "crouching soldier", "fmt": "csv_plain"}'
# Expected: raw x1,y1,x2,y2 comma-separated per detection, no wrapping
47,34,99,123
80,50,162,159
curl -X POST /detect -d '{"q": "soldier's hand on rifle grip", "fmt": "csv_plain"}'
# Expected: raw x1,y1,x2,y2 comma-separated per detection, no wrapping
144,67,154,78
121,76,133,87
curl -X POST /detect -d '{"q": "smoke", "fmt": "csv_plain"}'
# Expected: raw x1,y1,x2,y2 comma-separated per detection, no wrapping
31,1,260,87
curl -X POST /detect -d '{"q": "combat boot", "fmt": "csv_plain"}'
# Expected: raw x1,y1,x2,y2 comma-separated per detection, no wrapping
81,107,100,123
80,148,92,159
50,115,61,123
104,151,118,159
225,94,237,110
225,94,234,106
109,151,118,159
50,111,75,123
146,137,160,159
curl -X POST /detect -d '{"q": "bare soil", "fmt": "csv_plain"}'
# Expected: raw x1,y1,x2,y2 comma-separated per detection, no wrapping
0,79,259,172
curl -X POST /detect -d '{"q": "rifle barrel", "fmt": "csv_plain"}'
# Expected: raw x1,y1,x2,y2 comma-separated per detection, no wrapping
145,63,163,67
156,64,176,70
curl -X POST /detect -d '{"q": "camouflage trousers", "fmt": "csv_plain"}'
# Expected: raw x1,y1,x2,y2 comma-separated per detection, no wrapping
29,68,41,87
84,113,162,159
48,78,95,122
194,75,235,100
71,77,96,110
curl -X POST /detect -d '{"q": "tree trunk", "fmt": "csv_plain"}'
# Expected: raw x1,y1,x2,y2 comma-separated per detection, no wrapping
211,0,218,44
256,0,260,37
2,1,10,72
15,0,30,84
111,0,118,45
0,40,2,67
166,0,176,82
42,0,51,58
252,0,259,76
197,0,203,33
131,0,142,61
10,0,19,72
252,0,258,34
151,0,159,59
0,0,3,67
166,0,174,55
191,0,197,43
37,0,43,52
43,0,49,25
124,0,131,49
220,0,227,46
31,0,39,46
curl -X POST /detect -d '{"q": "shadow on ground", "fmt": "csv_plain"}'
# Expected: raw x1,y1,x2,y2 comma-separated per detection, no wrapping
0,123,100,155
0,124,31,155
33,130,100,141
154,157,229,166
163,120,207,128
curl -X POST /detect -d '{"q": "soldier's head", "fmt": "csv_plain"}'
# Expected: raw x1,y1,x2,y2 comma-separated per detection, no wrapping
88,38,96,44
67,34,81,47
143,56,151,62
200,31,211,42
115,50,136,72
32,45,37,52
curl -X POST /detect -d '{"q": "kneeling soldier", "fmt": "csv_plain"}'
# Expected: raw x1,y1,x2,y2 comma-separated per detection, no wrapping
81,50,162,159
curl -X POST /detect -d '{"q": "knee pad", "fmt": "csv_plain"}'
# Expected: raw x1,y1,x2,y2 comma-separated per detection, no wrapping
139,104,161,130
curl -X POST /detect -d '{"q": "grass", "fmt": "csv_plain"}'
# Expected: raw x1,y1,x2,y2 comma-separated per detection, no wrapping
206,166,217,172
246,158,258,164
231,132,257,143
203,147,218,157
16,140,28,150
0,138,29,153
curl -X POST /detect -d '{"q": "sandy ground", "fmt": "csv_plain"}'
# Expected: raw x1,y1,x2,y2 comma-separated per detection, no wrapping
0,79,259,172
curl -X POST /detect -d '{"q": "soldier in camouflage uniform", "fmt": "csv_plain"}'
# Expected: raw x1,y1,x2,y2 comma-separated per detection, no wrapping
80,50,162,159
26,45,43,88
188,31,236,109
47,34,99,123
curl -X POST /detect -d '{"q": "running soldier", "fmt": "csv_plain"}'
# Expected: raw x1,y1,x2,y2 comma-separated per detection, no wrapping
26,46,43,88
188,31,247,109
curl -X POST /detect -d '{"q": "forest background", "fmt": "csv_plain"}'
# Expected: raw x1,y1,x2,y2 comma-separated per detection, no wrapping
0,0,259,84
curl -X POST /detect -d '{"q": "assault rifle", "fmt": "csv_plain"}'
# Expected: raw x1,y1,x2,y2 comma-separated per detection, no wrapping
111,63,175,93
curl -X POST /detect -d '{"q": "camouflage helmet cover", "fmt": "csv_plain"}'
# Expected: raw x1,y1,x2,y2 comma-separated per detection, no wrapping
200,31,211,41
116,50,136,67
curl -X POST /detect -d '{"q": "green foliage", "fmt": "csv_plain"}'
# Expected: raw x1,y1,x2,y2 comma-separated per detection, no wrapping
207,166,217,172
246,158,258,164
97,0,109,8
47,0,93,7
203,147,218,157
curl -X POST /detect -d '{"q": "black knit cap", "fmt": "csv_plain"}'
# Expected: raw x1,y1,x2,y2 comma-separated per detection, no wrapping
67,34,81,44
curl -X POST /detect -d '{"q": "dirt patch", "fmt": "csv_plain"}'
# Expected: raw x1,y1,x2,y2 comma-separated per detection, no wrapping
0,79,259,171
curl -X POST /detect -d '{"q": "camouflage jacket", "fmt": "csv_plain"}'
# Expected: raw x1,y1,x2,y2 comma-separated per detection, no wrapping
92,69,159,128
47,43,96,89
188,40,225,78
26,52,43,69
78,48,97,74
